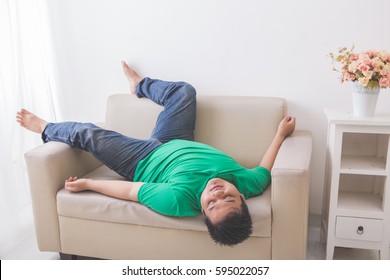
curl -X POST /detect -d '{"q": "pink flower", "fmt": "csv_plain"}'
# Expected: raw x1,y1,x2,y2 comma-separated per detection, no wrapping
371,60,379,68
342,72,356,82
380,69,389,76
379,77,390,87
363,58,371,65
365,50,379,58
358,63,370,72
351,53,359,61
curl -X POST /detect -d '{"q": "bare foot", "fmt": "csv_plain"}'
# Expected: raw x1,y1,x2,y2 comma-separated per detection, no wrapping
121,61,142,94
64,177,90,192
16,109,48,134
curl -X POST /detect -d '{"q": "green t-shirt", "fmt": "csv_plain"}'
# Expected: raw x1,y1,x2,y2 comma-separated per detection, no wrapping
135,140,271,217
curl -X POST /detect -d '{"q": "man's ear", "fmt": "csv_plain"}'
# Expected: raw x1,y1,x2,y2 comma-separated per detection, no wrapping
240,194,246,204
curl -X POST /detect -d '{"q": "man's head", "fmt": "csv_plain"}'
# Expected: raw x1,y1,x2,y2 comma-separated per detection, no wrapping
200,178,253,246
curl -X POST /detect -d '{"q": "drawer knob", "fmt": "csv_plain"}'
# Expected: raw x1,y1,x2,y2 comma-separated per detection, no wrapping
357,226,364,235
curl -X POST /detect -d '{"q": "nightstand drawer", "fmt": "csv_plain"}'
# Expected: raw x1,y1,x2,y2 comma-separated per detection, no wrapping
335,216,383,242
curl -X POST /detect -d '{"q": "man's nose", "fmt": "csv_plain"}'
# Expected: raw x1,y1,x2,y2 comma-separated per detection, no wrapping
212,189,224,198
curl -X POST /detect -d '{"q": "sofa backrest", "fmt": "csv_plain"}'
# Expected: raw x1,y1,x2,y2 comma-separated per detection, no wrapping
106,94,287,168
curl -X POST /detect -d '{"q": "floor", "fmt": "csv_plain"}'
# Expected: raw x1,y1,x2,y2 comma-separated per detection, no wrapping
1,214,387,260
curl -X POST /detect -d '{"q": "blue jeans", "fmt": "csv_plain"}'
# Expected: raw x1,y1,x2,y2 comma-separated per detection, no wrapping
42,77,197,180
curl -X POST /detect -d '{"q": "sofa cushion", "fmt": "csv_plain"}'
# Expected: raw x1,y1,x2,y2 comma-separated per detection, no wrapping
57,165,271,238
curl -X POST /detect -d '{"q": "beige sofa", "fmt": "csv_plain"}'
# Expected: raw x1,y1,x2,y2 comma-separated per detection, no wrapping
25,94,312,260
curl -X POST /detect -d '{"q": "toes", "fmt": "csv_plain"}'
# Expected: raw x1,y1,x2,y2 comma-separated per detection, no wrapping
16,116,24,126
16,109,26,120
19,109,26,116
16,111,25,126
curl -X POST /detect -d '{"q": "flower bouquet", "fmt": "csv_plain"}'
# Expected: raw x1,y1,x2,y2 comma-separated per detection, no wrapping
330,46,390,89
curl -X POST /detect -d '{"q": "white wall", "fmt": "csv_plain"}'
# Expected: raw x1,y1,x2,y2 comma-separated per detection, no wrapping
46,0,390,215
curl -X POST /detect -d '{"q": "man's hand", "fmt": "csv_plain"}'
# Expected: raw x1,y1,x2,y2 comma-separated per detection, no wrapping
260,116,296,171
277,116,296,139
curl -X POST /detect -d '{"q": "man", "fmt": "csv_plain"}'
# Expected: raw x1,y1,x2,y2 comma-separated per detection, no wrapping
17,62,295,246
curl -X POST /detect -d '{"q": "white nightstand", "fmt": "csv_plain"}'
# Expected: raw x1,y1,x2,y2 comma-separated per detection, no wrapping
321,109,390,260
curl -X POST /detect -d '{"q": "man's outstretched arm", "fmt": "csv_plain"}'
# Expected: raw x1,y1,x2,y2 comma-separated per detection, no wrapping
260,116,296,171
65,177,144,201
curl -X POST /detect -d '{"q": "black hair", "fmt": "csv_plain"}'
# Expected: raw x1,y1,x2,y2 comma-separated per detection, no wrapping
204,197,253,246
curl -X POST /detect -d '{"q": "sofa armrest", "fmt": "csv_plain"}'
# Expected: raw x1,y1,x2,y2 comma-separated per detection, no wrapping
271,130,312,259
25,142,101,252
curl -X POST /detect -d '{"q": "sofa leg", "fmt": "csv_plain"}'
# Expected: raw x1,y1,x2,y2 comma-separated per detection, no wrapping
59,253,78,260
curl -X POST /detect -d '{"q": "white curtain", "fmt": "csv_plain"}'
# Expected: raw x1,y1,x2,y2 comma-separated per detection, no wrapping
0,0,59,252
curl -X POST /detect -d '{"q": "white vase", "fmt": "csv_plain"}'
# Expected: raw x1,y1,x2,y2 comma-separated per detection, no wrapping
352,82,380,117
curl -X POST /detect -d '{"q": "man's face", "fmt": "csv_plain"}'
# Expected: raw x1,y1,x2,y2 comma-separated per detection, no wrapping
200,178,244,224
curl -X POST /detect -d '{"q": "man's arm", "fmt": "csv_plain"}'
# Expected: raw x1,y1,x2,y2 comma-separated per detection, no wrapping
260,116,296,171
64,177,144,201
